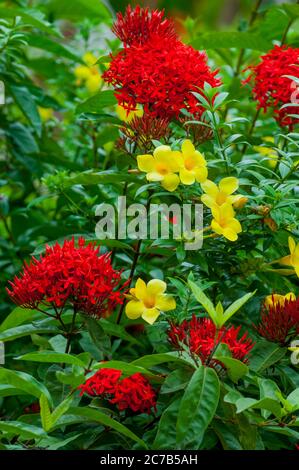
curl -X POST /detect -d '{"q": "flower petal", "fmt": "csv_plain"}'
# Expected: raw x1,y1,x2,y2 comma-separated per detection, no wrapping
146,172,163,182
201,194,216,209
181,139,195,158
211,219,223,235
147,279,166,296
219,177,239,195
125,300,144,319
194,166,208,183
162,173,180,192
134,278,147,300
226,218,242,234
142,308,160,324
201,180,218,196
156,294,176,311
180,168,195,185
137,154,155,173
153,145,172,161
222,227,238,241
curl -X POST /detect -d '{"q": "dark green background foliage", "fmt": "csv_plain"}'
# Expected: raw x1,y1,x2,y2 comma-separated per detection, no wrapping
0,0,299,451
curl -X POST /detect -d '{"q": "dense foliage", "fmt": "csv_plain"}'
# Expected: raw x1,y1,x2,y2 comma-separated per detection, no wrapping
1,0,299,451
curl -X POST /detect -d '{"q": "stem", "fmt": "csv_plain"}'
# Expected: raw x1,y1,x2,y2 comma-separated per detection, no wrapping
211,111,230,174
116,238,142,324
65,307,78,354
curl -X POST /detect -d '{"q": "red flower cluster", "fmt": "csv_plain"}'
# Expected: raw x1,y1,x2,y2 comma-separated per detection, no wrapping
103,5,220,120
118,114,171,152
168,315,254,364
244,45,299,128
256,296,299,345
112,5,177,46
79,368,156,415
7,237,124,318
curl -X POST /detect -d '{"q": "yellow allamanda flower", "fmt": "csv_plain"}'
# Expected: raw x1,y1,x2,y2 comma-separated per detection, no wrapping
264,292,296,309
116,104,143,122
278,237,299,278
125,278,176,324
211,203,242,242
253,137,278,169
74,52,102,93
178,139,208,185
201,177,244,210
137,145,181,192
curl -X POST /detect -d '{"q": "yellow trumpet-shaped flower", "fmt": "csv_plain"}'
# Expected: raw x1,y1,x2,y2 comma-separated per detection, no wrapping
116,104,143,122
178,139,208,185
82,52,97,67
264,292,296,309
278,237,299,278
85,72,102,93
125,278,176,324
137,145,181,192
201,177,244,210
211,203,242,242
74,52,102,93
253,137,278,169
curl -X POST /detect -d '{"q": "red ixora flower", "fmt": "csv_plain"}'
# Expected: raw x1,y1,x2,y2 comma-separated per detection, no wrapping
255,295,299,345
243,45,299,128
168,315,254,365
7,237,124,318
103,6,220,120
112,4,177,46
79,368,156,415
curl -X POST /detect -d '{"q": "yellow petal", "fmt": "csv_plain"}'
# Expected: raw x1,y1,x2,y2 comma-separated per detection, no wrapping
153,145,172,161
146,172,163,182
226,218,242,234
295,265,299,278
181,139,195,157
194,166,208,183
201,180,218,196
222,227,238,241
201,194,216,209
142,308,160,324
169,151,183,172
180,168,195,185
279,255,292,266
161,173,180,192
221,203,235,220
285,292,296,301
125,300,144,319
147,279,166,296
134,278,147,300
219,177,239,195
156,294,176,311
137,154,155,173
288,237,296,254
211,219,223,235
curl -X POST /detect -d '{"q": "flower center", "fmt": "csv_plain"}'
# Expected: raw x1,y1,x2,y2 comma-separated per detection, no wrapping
216,192,227,205
185,157,195,171
156,163,169,175
143,296,156,309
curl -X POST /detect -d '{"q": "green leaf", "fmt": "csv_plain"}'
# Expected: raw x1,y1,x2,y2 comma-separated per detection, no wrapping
51,396,74,426
0,324,58,342
0,7,60,35
153,399,181,449
176,365,220,449
160,368,194,394
235,397,283,419
63,170,138,187
100,319,140,345
15,351,86,367
0,307,37,332
192,32,272,52
68,407,147,448
40,394,52,432
249,341,287,373
76,91,117,114
84,317,111,357
26,33,81,62
214,356,248,383
10,85,42,136
0,368,51,403
47,0,111,21
132,352,195,369
222,291,255,326
188,280,217,325
91,360,160,382
0,421,46,440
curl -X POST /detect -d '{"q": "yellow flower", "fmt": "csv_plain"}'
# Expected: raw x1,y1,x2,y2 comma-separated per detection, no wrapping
278,237,299,278
125,278,176,324
85,72,102,93
178,139,208,185
116,104,143,122
83,52,97,67
201,177,242,209
233,196,248,209
137,145,181,192
264,292,296,309
253,137,278,169
38,107,54,122
74,65,91,81
211,203,242,241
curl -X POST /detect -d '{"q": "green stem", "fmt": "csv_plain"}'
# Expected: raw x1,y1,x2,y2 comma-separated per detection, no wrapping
65,307,78,354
